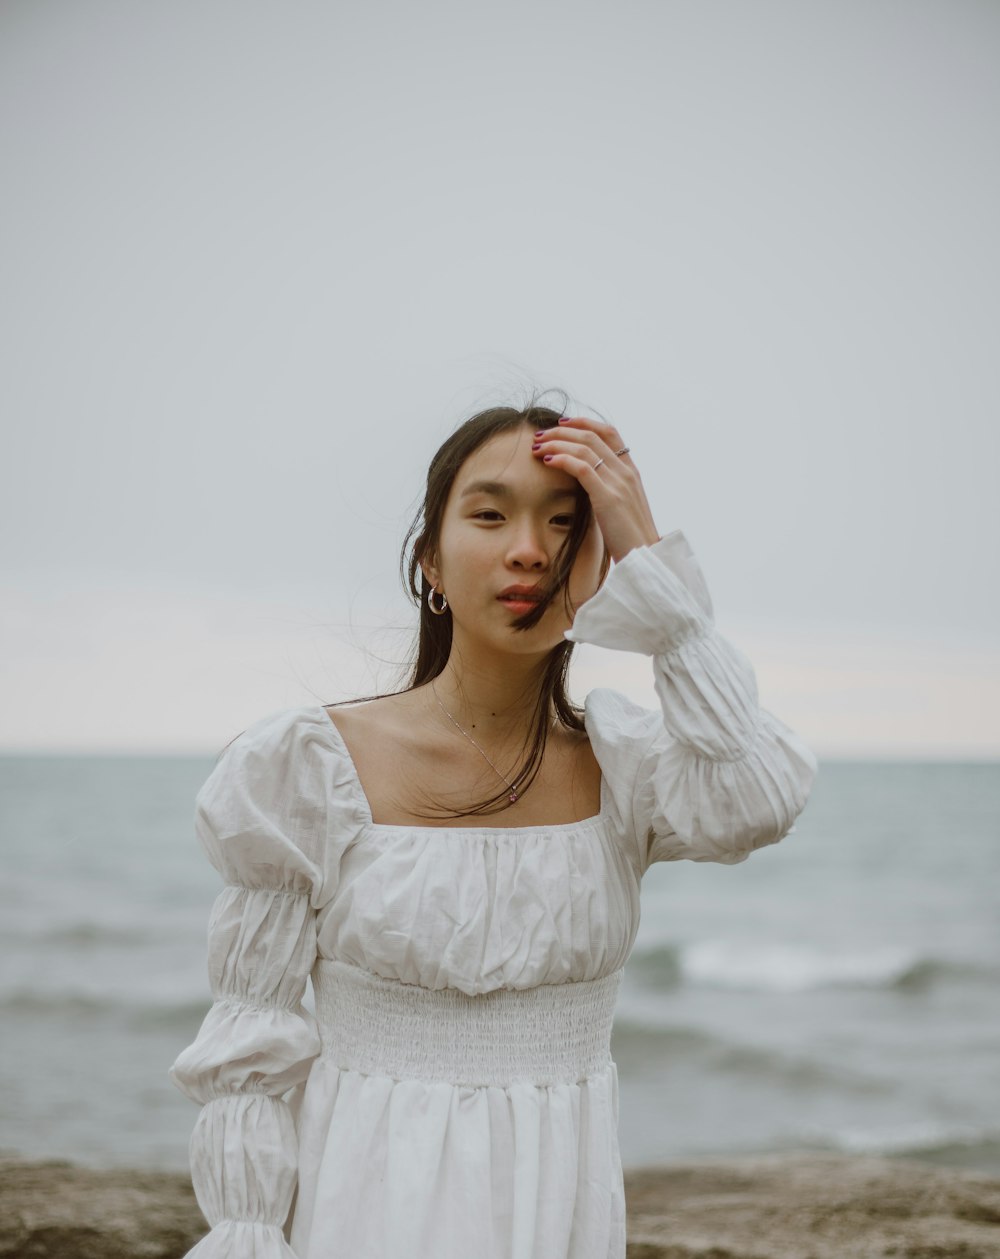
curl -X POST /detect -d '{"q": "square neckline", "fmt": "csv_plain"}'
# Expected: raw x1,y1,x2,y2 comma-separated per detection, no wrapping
312,703,608,835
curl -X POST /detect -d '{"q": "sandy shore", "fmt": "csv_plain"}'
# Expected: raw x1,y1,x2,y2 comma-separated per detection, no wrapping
2,1151,999,1258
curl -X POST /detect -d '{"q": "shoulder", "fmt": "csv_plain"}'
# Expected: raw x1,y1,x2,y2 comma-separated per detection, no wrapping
195,703,362,893
581,686,672,797
214,703,332,763
577,689,663,870
582,687,661,750
210,701,386,788
321,694,414,747
580,687,664,796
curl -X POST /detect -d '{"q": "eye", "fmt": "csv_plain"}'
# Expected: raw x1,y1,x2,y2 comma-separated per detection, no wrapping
471,509,574,526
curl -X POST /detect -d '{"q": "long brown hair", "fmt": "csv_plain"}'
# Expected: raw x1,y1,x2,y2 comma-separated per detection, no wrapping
226,393,611,818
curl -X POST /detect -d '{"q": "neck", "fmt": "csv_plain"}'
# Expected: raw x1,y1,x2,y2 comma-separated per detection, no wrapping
430,652,551,742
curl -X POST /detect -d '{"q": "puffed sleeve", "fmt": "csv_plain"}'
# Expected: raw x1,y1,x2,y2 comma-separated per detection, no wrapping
168,707,328,1258
565,530,818,871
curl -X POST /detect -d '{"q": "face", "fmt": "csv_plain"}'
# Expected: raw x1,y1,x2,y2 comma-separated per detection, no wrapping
421,426,607,656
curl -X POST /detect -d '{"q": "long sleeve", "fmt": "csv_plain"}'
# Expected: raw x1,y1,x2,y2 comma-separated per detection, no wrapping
168,709,327,1258
565,530,818,871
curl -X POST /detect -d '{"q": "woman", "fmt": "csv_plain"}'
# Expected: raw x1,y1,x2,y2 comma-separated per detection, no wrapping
169,401,817,1258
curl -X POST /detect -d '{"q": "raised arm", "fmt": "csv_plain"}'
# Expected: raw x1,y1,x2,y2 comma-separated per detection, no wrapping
534,413,816,870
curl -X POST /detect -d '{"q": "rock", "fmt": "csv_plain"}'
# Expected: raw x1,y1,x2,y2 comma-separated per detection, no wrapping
1,1152,999,1258
623,1152,1000,1258
0,1158,205,1259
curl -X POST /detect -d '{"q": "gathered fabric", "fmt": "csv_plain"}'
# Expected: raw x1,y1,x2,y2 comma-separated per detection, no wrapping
312,958,622,1087
169,529,818,1258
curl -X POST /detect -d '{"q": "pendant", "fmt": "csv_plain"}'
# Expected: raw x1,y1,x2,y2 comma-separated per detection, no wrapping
509,791,518,803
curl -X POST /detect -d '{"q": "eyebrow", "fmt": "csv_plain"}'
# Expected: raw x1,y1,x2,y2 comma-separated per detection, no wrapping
459,479,578,503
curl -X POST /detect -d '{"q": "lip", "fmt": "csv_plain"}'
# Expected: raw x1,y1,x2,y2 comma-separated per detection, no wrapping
497,584,544,600
497,586,545,615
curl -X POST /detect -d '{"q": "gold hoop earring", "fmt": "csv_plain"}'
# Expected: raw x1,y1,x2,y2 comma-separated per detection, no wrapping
427,586,448,615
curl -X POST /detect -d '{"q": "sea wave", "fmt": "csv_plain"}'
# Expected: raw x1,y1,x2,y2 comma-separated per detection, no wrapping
803,1121,1000,1170
611,1015,892,1094
0,921,156,948
622,942,685,988
0,988,212,1029
628,939,995,993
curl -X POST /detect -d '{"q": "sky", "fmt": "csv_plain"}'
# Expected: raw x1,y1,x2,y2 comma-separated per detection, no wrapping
1,0,997,758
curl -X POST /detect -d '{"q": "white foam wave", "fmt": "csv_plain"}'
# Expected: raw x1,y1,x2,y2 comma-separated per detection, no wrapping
807,1119,1000,1157
680,939,922,992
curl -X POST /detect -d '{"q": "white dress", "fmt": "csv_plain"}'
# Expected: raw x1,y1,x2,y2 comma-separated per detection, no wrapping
168,531,817,1259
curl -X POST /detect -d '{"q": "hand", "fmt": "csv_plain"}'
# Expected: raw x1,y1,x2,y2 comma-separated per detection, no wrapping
532,416,662,563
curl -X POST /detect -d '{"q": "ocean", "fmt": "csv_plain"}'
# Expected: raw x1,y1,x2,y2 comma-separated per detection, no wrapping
1,755,997,1175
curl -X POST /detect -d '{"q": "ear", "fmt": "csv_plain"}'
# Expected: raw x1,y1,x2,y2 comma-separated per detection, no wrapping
419,551,441,591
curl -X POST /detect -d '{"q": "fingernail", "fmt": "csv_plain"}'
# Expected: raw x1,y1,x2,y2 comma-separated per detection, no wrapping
534,430,544,437
531,443,541,451
558,417,570,424
543,454,553,462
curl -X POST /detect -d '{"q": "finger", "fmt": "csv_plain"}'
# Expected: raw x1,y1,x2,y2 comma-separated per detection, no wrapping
538,447,615,486
556,414,627,453
536,438,618,468
534,425,615,461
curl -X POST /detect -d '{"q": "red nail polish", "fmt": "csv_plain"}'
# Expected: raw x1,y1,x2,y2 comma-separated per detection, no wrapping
534,430,544,437
531,443,540,451
543,454,553,462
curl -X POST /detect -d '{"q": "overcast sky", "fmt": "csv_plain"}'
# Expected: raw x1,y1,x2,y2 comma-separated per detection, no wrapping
2,0,997,758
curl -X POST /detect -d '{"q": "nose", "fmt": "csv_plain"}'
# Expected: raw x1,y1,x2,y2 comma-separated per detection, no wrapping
506,521,549,571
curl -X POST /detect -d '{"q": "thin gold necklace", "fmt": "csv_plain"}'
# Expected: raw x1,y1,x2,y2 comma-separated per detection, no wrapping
429,681,526,803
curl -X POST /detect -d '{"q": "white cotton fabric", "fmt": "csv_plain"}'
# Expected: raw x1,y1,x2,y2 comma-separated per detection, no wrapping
168,530,818,1259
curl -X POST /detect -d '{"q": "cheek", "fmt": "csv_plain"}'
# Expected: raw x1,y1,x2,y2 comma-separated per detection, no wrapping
436,520,488,583
454,528,488,565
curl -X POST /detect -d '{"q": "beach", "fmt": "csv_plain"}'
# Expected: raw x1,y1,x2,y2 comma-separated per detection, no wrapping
3,1152,999,1258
